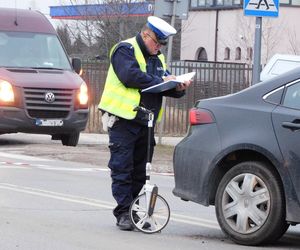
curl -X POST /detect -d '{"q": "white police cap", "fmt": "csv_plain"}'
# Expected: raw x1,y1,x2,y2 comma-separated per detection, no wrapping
147,16,176,45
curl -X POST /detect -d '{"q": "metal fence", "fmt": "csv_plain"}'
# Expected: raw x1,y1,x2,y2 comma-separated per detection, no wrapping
82,60,252,135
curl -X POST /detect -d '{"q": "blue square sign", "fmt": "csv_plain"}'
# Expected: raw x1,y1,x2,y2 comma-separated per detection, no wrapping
244,0,279,17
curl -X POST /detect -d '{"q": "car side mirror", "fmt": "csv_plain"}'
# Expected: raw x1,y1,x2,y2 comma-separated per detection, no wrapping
72,58,82,74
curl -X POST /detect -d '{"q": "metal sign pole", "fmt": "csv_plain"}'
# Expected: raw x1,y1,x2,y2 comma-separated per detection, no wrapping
244,0,279,85
252,17,262,85
158,0,177,145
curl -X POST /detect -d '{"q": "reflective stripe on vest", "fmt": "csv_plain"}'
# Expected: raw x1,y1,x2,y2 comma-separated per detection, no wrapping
98,37,166,120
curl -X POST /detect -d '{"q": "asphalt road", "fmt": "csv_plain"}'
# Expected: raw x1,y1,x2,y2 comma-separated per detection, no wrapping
0,133,299,250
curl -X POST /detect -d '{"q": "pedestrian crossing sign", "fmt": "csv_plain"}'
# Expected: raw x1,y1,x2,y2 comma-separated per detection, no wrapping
244,0,279,17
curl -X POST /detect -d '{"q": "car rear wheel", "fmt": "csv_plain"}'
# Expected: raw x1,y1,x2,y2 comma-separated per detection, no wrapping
61,132,80,146
215,161,289,245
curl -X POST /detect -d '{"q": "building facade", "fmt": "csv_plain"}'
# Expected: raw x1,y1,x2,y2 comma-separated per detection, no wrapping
181,1,300,64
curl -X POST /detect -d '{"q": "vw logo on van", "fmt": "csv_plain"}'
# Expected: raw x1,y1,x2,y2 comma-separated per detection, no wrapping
45,92,55,103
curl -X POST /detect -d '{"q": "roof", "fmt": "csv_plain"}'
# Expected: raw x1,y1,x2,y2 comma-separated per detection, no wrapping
50,2,153,20
0,8,56,34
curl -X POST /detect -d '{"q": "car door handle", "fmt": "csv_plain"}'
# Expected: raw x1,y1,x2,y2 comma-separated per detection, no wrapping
282,122,300,131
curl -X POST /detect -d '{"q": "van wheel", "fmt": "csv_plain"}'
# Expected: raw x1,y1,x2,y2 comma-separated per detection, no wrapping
215,161,289,245
61,132,80,146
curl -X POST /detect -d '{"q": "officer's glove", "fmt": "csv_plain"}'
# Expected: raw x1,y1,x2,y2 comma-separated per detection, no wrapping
101,112,109,132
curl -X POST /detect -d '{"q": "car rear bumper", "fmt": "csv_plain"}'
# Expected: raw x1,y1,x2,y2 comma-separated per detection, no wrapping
173,124,221,205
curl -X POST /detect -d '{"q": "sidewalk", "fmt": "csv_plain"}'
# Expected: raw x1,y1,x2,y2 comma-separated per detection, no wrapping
79,133,184,147
79,133,183,173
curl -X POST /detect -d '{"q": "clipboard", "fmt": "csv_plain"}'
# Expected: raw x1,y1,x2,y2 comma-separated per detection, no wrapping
142,72,195,93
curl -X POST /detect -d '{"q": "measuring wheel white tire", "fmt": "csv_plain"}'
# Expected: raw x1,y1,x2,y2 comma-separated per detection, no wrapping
129,193,170,234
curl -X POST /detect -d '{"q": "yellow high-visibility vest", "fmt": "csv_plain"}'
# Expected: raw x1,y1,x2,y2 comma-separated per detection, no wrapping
98,37,166,121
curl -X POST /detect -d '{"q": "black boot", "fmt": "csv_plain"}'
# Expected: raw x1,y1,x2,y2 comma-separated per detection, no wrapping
116,213,134,231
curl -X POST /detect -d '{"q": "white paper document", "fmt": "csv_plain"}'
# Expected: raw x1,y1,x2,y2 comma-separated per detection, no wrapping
142,72,195,93
174,72,196,82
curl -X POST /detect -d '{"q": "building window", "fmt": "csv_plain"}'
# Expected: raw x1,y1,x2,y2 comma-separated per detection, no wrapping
196,47,208,61
224,0,233,5
281,0,300,5
235,47,241,60
198,0,206,6
247,47,253,60
190,0,242,7
191,0,198,7
224,47,230,60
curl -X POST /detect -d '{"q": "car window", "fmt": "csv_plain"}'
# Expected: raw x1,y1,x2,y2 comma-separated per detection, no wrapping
282,81,300,109
264,87,284,105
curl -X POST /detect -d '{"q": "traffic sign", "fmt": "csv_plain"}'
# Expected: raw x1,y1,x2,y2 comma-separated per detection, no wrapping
244,0,279,17
154,0,189,20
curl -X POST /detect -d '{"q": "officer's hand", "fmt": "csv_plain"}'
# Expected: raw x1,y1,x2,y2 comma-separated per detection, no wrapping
176,79,192,91
163,75,176,82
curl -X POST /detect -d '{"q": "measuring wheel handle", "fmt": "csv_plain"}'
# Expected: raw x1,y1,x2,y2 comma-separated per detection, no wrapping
148,185,158,216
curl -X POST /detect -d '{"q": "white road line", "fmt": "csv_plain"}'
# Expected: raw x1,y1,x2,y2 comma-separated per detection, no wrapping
171,213,219,226
0,183,114,209
0,152,53,162
37,166,108,172
0,166,29,169
0,183,220,229
0,147,25,151
0,153,171,175
171,217,219,229
0,162,109,172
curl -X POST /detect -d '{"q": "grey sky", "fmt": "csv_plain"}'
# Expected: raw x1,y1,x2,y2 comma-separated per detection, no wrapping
0,0,61,16
0,0,78,26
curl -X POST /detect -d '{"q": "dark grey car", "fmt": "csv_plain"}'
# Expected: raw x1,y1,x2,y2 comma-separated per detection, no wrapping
173,68,300,246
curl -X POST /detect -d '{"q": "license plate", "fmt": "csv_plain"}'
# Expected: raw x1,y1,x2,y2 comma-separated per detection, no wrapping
35,119,63,127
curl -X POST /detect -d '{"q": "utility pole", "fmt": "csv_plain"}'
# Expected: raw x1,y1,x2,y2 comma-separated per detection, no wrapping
154,0,189,144
158,0,177,145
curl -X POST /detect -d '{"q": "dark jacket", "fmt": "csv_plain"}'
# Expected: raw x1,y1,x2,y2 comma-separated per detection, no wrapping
111,33,184,126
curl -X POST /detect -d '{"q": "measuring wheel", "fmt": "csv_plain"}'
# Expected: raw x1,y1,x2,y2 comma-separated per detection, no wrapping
129,193,170,234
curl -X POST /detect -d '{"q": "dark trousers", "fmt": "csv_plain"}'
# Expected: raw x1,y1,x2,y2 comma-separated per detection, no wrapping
108,118,155,220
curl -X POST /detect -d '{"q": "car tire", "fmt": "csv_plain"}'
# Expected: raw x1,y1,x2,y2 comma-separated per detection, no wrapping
61,132,80,146
215,161,289,245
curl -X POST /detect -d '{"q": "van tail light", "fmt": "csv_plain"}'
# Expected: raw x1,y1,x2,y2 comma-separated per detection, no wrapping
189,108,214,125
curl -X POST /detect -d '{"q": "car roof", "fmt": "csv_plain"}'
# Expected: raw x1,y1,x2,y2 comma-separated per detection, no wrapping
0,8,56,34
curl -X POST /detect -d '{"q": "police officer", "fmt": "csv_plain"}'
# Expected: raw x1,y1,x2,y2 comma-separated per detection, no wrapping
98,16,191,231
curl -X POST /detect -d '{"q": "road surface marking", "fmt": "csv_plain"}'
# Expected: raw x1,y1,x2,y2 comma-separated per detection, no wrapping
37,166,108,172
0,161,109,172
0,152,172,175
0,183,220,229
0,166,29,169
0,152,53,162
